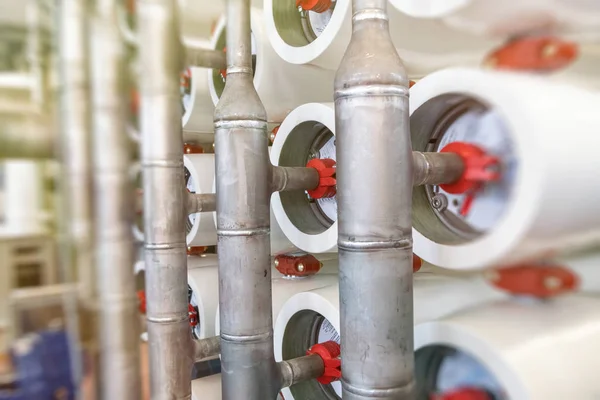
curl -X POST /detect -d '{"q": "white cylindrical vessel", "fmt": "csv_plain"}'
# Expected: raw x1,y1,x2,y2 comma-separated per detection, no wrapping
274,272,504,399
184,154,217,247
181,39,216,144
215,257,339,335
208,9,335,123
265,0,497,77
191,374,222,400
270,102,338,254
414,294,600,399
410,68,600,270
188,254,219,339
1,160,46,235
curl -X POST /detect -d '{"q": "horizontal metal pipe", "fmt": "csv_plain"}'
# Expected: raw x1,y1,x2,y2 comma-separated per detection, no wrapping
185,47,227,70
186,192,217,214
193,336,221,362
271,165,320,193
278,354,325,389
412,151,464,186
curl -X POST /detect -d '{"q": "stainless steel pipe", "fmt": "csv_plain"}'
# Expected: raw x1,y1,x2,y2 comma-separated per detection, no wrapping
412,151,464,186
186,192,217,214
278,355,325,389
185,47,227,70
193,336,221,362
56,0,94,302
334,0,415,398
137,0,193,397
213,0,279,397
90,0,141,397
271,165,320,193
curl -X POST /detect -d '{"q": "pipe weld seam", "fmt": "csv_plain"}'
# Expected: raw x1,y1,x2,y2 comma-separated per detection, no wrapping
218,228,270,237
335,85,408,99
226,67,253,75
141,160,183,168
214,119,267,130
147,315,189,324
144,242,187,250
352,9,389,21
338,238,412,251
220,332,272,344
342,380,416,397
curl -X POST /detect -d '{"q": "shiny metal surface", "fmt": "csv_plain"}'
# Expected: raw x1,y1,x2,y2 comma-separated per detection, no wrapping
137,0,192,397
279,354,325,389
193,336,221,362
412,151,464,186
90,0,141,397
186,192,217,214
213,0,279,397
271,165,320,193
334,0,415,398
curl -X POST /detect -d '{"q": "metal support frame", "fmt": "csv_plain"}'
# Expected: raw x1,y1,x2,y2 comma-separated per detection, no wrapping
138,0,193,397
90,0,140,397
334,0,415,398
213,0,279,396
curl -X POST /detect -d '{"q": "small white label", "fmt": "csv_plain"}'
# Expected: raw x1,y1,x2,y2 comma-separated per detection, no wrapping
308,9,333,38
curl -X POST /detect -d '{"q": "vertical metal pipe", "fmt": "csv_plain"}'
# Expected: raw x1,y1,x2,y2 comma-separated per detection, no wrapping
90,0,141,397
334,0,415,398
55,0,93,393
214,0,278,397
56,0,95,305
137,0,193,397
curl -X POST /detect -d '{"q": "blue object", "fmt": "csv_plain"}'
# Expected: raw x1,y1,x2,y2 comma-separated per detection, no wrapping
0,330,75,400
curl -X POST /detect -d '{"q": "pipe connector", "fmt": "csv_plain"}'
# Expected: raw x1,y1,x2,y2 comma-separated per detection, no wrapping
274,253,322,277
306,341,341,385
306,158,336,199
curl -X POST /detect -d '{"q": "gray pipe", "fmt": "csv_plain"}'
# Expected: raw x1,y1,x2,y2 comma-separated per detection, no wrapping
90,0,140,398
271,165,320,193
214,0,279,397
186,192,217,214
412,151,464,186
278,355,325,389
56,0,94,303
334,0,415,398
137,0,193,398
193,336,221,362
185,47,227,70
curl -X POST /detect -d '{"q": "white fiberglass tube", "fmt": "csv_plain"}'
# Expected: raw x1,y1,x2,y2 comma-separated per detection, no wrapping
208,9,335,124
414,294,600,399
270,102,338,254
410,68,600,270
1,160,46,235
187,254,219,339
274,271,505,399
265,0,498,77
184,154,217,247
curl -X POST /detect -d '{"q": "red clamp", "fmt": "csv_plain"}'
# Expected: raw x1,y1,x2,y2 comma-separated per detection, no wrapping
431,387,492,400
413,255,423,273
184,143,204,154
439,142,500,216
306,158,336,199
487,264,578,298
307,341,341,385
189,304,199,327
296,0,331,12
484,36,578,73
137,290,146,314
187,246,207,256
275,254,322,277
